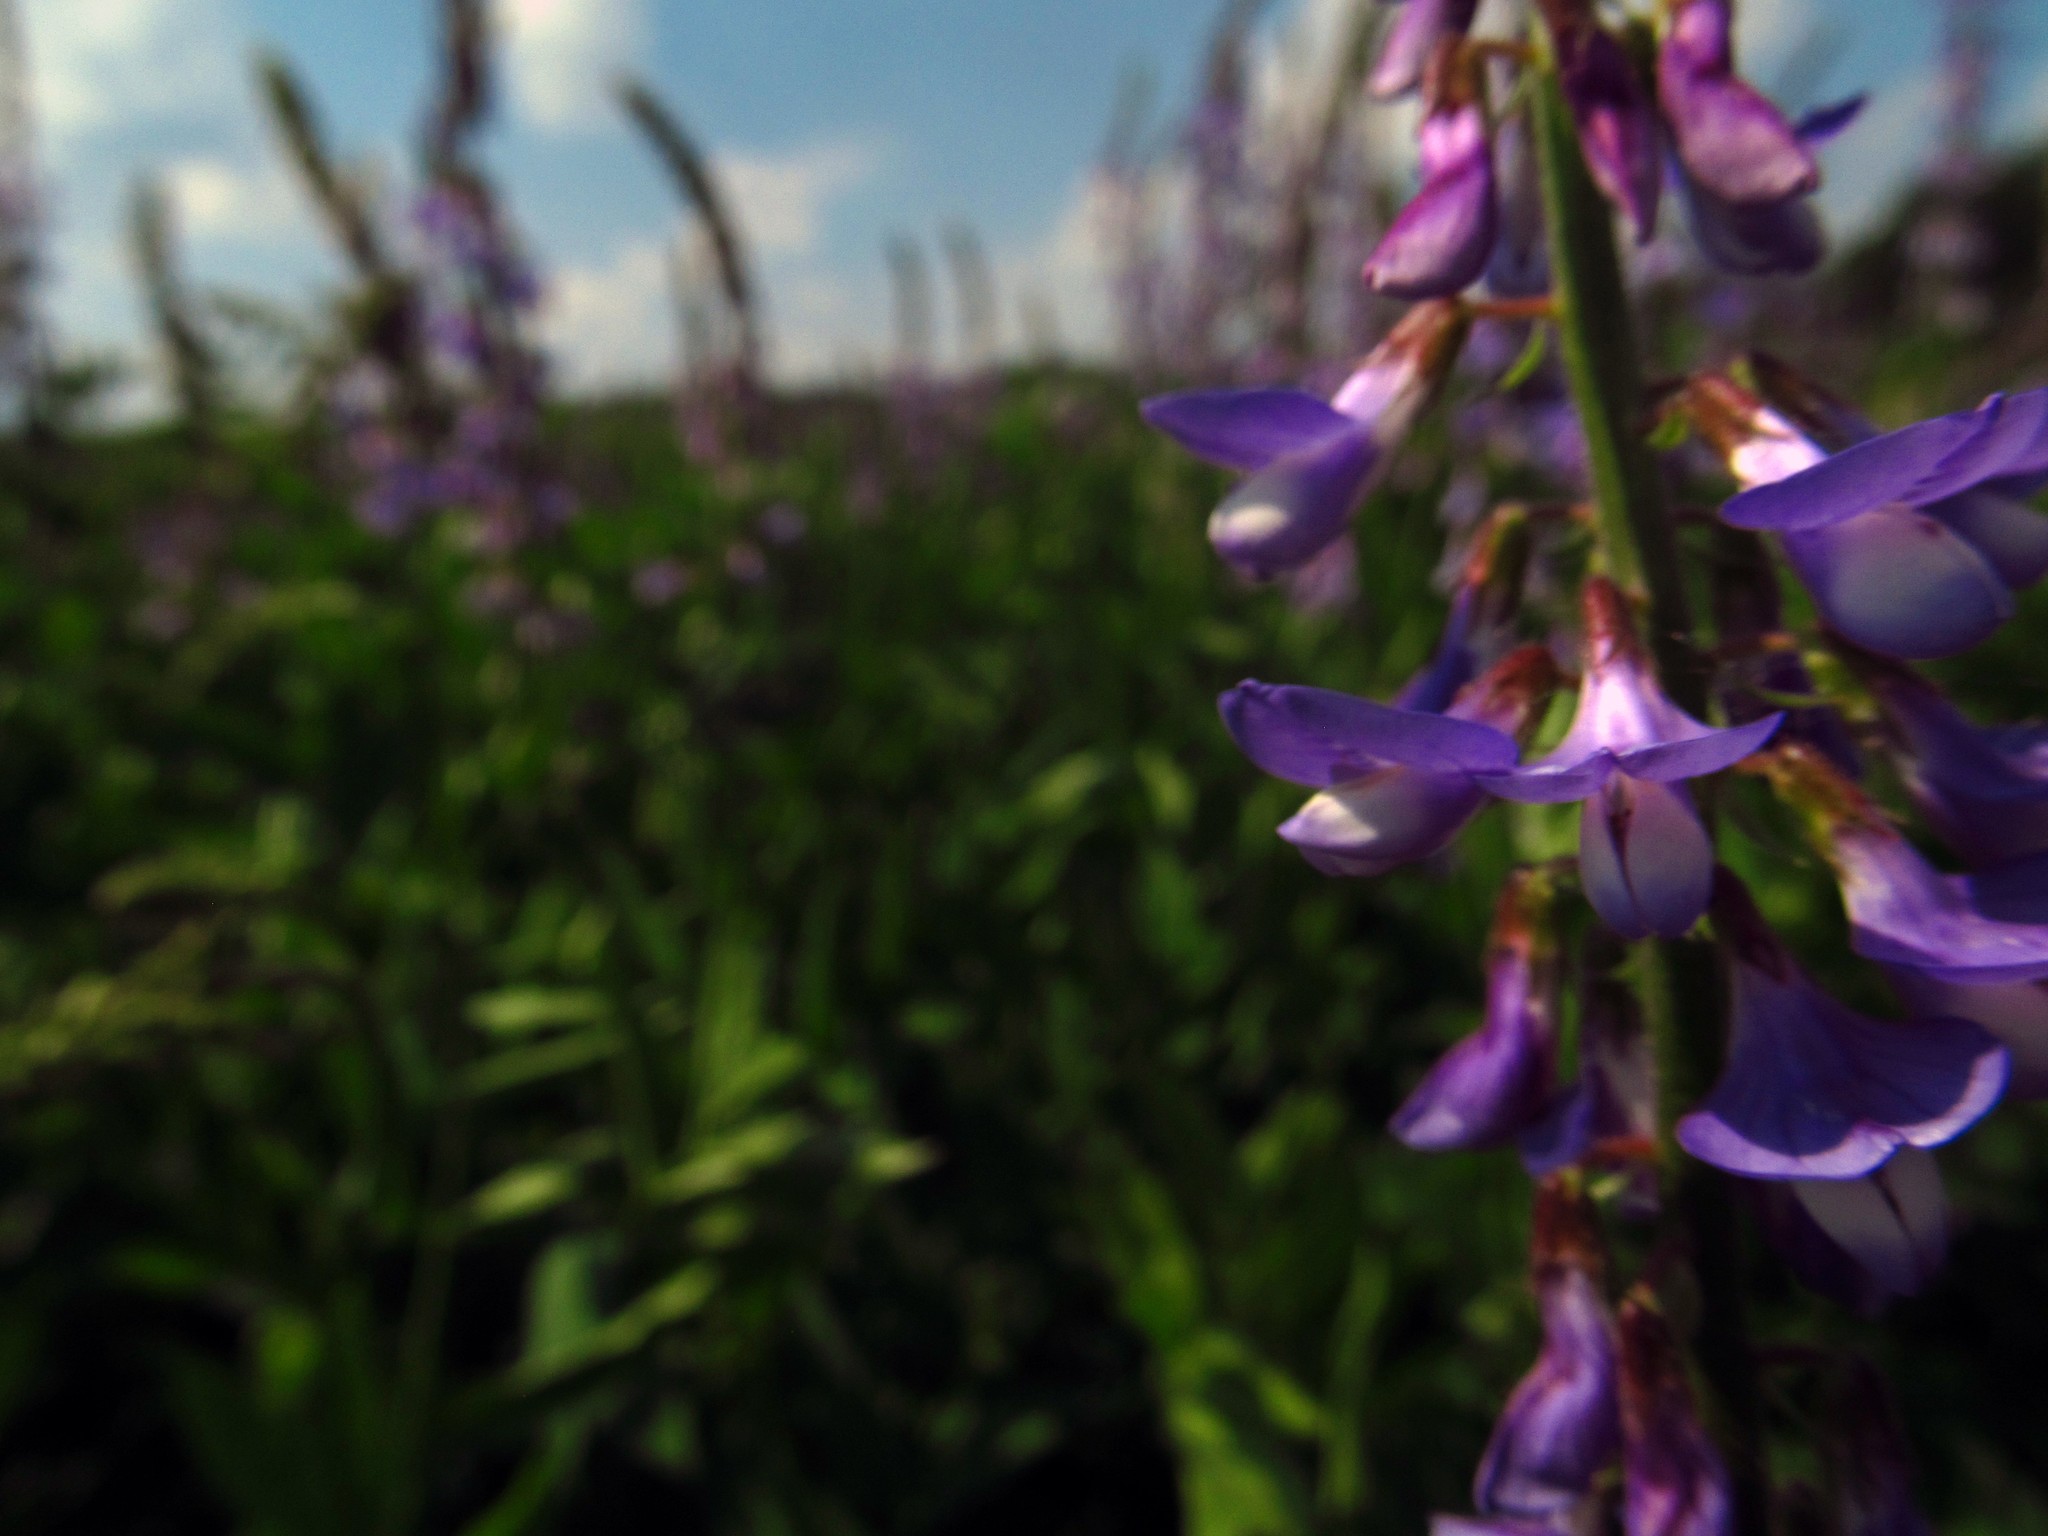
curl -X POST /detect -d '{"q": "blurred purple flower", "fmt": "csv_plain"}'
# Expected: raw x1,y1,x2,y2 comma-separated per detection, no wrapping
1370,0,1479,99
632,558,695,607
1658,0,1816,206
758,502,810,546
1556,18,1662,242
1364,96,1498,299
725,541,769,585
1863,660,2048,867
1144,300,1468,577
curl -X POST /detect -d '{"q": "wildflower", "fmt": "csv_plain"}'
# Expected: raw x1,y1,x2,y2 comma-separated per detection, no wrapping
1471,1185,1621,1521
1478,580,1782,939
1521,969,1659,1215
1370,0,1480,100
1144,300,1469,577
1363,53,1497,299
1719,384,2048,658
631,558,694,607
1676,872,2007,1180
758,502,809,546
1224,643,1555,878
1617,1294,1731,1536
1392,872,1563,1152
1657,0,1816,206
1860,659,2048,867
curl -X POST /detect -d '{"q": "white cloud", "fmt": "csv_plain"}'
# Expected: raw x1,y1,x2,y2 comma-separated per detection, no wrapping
24,0,239,145
539,234,671,393
164,154,303,246
716,139,879,257
498,0,647,133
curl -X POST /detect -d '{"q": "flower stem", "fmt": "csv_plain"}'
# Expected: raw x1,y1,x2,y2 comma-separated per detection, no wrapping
1527,59,1769,1536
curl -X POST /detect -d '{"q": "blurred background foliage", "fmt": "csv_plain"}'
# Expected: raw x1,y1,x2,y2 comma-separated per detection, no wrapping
0,1,2043,1532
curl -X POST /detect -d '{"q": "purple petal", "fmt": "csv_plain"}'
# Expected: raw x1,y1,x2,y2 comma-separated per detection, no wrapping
1559,26,1662,242
1369,0,1479,99
1676,958,2007,1180
1794,94,1866,145
1392,943,1557,1152
1619,1296,1732,1536
1364,105,1498,299
1783,507,2014,661
1657,0,1817,205
1221,681,1519,786
1474,1267,1620,1518
1578,779,1711,940
1207,428,1381,578
1677,161,1824,278
1615,713,1783,781
1430,1520,1563,1536
1722,391,2048,532
1838,824,2048,984
1967,852,2048,924
1477,756,1618,806
1889,965,2048,1099
1141,389,1359,473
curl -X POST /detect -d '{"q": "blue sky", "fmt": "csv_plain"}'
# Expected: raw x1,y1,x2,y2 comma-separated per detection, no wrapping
21,0,2048,408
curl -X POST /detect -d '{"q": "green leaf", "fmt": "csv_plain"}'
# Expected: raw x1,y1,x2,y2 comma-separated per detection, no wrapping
466,987,610,1037
650,1113,811,1204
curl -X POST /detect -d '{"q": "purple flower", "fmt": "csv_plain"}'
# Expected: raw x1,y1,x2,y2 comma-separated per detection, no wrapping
1671,98,1861,278
1676,872,2007,1180
1757,1148,1950,1312
1370,0,1479,99
1658,0,1816,206
631,558,695,607
1862,661,2048,866
725,541,768,585
1224,645,1557,879
1472,1187,1621,1520
1721,386,2048,658
1555,18,1662,242
1144,301,1469,577
1618,1295,1732,1536
1363,96,1498,299
1478,580,1782,939
1392,873,1566,1152
1829,814,2048,986
1521,971,1659,1214
759,502,809,546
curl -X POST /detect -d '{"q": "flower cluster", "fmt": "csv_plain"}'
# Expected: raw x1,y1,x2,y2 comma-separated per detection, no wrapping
1147,3,2048,1528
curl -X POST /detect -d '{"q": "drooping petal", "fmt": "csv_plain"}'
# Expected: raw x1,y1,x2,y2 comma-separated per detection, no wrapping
1141,388,1358,472
1393,878,1560,1151
1781,506,2015,660
1365,102,1498,299
1889,965,2048,1098
1474,1267,1620,1518
1619,1295,1733,1536
1677,164,1825,278
1865,664,2048,864
1833,823,2048,984
1676,956,2007,1180
1580,778,1715,940
1220,680,1520,786
1657,0,1817,205
1208,428,1382,577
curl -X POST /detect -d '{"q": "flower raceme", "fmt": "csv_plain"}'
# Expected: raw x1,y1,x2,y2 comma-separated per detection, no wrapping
1143,299,1469,578
1475,579,1782,940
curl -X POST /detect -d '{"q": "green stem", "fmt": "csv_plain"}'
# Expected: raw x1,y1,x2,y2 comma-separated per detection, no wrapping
1528,62,1769,1536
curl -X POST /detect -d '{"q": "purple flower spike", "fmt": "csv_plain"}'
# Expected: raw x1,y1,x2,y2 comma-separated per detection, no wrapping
1145,301,1469,577
1658,0,1817,206
1364,96,1498,299
1863,660,2048,866
1393,874,1562,1152
1556,21,1662,242
1619,1295,1732,1536
1473,1187,1621,1521
1676,872,2008,1180
1370,0,1480,99
1227,645,1557,879
1479,580,1780,937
